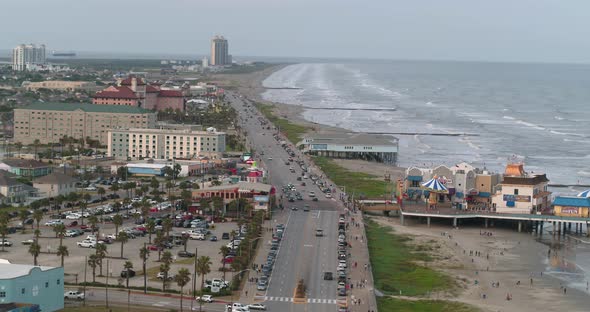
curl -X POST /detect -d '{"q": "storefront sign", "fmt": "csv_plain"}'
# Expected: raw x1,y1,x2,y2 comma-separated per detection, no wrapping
503,194,531,202
561,207,579,214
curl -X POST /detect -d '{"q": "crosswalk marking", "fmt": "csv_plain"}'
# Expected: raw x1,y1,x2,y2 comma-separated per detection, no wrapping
263,296,337,304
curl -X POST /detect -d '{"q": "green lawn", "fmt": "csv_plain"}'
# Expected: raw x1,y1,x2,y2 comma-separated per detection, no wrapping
366,219,455,296
377,297,480,312
313,156,391,198
254,102,308,143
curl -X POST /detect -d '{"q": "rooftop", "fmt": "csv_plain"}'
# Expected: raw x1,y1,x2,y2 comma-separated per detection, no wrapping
111,127,225,135
0,171,22,187
94,86,139,99
0,261,57,279
305,132,398,146
159,90,183,97
34,172,78,184
2,158,48,168
198,181,273,193
553,196,590,208
17,102,153,114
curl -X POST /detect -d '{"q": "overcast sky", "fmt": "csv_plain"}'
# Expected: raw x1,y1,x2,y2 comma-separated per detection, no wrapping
2,0,590,63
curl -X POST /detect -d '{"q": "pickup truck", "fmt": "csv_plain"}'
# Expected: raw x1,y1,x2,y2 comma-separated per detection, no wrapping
64,291,84,299
0,240,13,247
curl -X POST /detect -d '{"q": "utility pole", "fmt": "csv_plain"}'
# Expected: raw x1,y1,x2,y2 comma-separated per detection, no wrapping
83,256,87,307
143,242,147,294
105,259,110,309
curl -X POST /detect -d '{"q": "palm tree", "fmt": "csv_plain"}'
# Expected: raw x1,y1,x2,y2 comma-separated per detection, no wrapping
163,218,173,239
29,241,41,266
0,218,8,253
123,261,133,288
175,268,191,312
79,201,88,226
88,254,99,282
165,181,174,199
32,209,43,230
117,231,129,258
160,251,173,291
97,187,106,202
33,139,40,160
113,214,123,237
57,245,69,267
110,182,120,197
196,256,212,311
88,215,99,234
140,245,150,276
146,220,156,244
219,246,231,281
95,243,107,276
19,210,28,234
53,223,66,240
154,231,165,261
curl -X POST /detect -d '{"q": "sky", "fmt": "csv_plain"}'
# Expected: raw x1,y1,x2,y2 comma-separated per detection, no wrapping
2,0,590,63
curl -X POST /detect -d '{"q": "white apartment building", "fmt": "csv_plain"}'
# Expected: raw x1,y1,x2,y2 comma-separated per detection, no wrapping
108,127,226,160
12,44,46,71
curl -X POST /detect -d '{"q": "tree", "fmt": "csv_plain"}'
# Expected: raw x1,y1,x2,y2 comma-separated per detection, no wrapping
199,198,209,214
53,223,66,248
146,219,156,244
117,166,129,181
110,182,120,196
165,181,174,199
154,231,165,261
139,246,150,290
196,256,212,311
29,241,41,266
95,243,108,276
57,245,69,267
0,213,8,252
160,251,173,292
113,214,123,237
88,215,98,234
212,197,224,219
117,231,129,258
19,210,28,233
32,208,43,230
150,177,159,192
181,190,192,211
219,246,231,281
163,218,173,239
88,254,99,282
97,187,106,202
123,261,133,288
175,268,191,312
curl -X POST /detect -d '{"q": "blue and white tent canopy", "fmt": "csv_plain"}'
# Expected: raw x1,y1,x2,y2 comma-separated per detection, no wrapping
577,190,590,198
421,177,448,193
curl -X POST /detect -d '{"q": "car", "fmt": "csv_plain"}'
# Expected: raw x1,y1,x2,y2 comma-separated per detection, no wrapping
209,235,218,241
315,229,323,237
324,272,333,280
190,233,206,240
148,245,162,251
64,291,85,300
178,250,195,258
312,197,319,202
21,239,34,245
68,221,79,227
77,240,96,248
308,191,316,197
338,288,347,296
65,214,80,220
291,206,298,211
221,232,231,240
303,204,310,212
120,268,136,278
267,157,273,160
196,295,213,303
85,186,97,191
45,220,63,226
157,272,174,280
325,193,332,198
0,240,12,247
248,303,267,310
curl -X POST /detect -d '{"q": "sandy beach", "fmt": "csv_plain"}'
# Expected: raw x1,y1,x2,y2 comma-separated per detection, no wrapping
370,215,590,312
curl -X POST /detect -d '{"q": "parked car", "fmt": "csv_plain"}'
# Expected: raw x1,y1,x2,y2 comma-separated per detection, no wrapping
178,250,195,258
120,268,136,278
21,239,34,245
195,295,213,303
248,303,267,310
221,232,230,240
76,240,96,248
64,291,84,300
0,240,13,247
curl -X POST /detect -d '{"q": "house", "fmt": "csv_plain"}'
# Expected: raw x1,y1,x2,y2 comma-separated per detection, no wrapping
0,159,51,178
491,163,551,214
0,259,64,312
0,171,30,204
33,172,78,198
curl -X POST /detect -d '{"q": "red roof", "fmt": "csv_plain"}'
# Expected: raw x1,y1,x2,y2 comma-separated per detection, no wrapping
146,85,160,93
120,75,146,86
94,86,138,99
158,90,183,97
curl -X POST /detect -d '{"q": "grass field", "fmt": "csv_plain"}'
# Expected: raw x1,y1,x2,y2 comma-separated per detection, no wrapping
377,297,480,312
254,102,308,143
313,156,392,199
366,219,455,296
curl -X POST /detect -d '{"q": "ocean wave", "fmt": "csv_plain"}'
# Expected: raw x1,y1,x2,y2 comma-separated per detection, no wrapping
528,154,590,160
550,130,586,137
502,116,546,130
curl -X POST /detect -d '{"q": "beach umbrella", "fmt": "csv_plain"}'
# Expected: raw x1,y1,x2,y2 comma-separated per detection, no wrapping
577,189,590,198
421,177,448,193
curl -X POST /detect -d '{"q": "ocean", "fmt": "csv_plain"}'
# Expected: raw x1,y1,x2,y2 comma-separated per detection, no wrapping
261,61,590,189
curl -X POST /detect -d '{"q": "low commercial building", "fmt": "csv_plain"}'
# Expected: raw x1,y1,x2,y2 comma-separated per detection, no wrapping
192,181,275,215
13,102,156,145
33,172,78,198
23,80,97,92
300,132,398,164
0,259,64,312
491,163,551,214
552,197,590,218
107,126,225,160
0,159,51,178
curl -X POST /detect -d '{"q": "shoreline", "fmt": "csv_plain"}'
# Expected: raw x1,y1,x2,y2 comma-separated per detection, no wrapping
369,215,590,312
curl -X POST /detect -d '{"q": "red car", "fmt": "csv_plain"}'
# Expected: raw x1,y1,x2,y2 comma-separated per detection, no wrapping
222,256,234,264
79,224,88,230
147,245,162,251
68,221,78,227
135,226,146,232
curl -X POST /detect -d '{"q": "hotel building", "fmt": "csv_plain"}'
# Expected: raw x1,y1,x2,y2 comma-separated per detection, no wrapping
13,102,156,145
210,35,230,66
107,126,225,160
12,44,46,71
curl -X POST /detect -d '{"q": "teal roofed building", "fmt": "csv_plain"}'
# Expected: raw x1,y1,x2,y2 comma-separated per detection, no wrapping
0,159,51,178
0,260,64,312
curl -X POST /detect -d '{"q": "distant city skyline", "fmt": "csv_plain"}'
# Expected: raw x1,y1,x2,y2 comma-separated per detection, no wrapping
2,0,590,64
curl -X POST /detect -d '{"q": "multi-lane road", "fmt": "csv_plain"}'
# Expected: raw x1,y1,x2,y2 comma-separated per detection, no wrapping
227,92,345,312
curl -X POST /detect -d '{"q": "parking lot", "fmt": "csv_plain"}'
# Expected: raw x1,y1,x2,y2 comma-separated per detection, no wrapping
2,205,242,291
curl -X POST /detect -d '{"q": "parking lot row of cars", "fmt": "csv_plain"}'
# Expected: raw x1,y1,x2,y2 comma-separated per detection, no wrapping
323,215,349,298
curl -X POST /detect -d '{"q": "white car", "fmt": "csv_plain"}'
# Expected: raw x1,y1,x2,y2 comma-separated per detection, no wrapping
77,240,96,248
45,220,63,226
308,191,316,197
65,214,80,220
190,233,205,240
64,291,84,300
85,186,97,191
157,272,175,280
196,295,213,303
325,193,332,198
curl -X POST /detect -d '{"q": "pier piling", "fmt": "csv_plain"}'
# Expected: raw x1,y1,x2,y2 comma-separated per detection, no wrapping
427,217,431,227
518,221,522,233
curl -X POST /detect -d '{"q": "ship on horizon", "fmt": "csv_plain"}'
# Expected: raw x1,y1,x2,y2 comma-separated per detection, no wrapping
51,50,76,57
